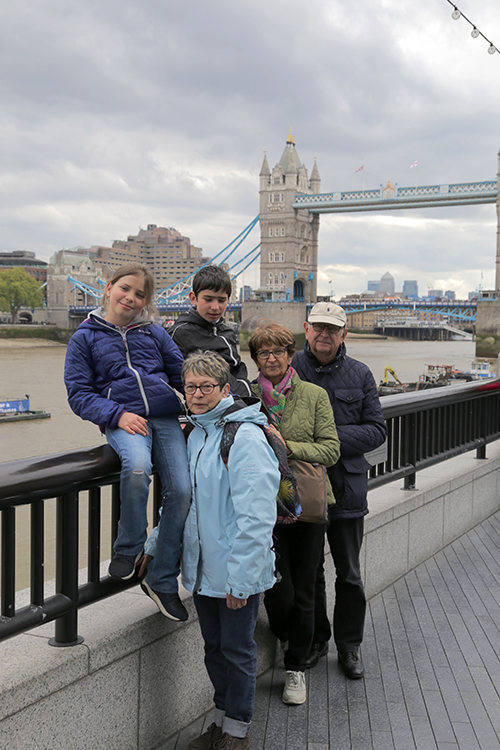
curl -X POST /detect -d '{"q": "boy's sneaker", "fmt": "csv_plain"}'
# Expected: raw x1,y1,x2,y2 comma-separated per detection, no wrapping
140,581,188,621
282,670,306,705
188,722,223,750
108,551,143,580
213,733,250,750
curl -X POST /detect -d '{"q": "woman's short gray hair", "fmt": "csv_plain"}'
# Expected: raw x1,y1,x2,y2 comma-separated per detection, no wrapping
181,350,230,387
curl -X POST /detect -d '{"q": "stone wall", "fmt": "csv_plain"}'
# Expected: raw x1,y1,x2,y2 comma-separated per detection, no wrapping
240,301,307,349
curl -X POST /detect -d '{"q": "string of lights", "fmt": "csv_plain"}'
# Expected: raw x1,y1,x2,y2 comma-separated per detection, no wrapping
446,0,497,55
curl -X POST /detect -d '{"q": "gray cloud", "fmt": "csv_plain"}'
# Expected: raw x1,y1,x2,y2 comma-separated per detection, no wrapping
1,0,500,298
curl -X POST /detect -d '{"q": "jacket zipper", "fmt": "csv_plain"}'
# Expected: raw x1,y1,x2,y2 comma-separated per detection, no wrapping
120,330,150,416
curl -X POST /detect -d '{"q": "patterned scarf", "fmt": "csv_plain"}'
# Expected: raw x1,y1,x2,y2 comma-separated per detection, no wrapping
257,367,295,429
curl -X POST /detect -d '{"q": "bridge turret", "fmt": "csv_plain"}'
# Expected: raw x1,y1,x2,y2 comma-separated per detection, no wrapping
310,156,321,193
259,150,271,191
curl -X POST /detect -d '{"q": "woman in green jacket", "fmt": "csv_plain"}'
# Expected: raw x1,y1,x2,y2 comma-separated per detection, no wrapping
248,323,340,707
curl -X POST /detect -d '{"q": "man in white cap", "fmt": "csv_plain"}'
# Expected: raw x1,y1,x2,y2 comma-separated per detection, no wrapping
292,302,387,679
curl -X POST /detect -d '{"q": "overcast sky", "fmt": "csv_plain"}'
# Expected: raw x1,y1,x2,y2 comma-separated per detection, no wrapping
2,0,500,299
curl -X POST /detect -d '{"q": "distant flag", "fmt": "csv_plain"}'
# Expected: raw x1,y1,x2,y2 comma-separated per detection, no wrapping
410,160,418,168
355,165,364,173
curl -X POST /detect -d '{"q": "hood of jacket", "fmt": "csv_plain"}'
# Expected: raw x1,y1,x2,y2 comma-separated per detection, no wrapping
187,394,267,431
84,306,153,332
172,306,224,331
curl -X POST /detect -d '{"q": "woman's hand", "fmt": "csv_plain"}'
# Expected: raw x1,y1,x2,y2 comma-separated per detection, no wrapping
226,594,247,610
118,412,149,436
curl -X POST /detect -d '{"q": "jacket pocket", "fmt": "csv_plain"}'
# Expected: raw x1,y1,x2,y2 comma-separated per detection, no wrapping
328,458,369,511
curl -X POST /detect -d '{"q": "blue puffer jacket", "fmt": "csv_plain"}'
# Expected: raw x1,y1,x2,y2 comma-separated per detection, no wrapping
181,395,279,600
64,308,184,431
293,342,387,519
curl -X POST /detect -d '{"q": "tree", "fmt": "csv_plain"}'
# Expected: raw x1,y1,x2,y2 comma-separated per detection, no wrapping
0,267,45,324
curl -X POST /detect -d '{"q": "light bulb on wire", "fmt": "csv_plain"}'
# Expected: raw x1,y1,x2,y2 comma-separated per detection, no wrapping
445,0,498,55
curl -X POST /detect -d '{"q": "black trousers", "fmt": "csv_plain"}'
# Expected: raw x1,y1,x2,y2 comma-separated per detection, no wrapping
313,516,366,652
264,521,326,672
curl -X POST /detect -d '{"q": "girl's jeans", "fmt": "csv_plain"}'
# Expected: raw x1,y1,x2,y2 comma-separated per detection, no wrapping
106,415,191,593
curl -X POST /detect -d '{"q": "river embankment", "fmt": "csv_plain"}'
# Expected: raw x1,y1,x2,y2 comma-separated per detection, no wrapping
0,325,73,343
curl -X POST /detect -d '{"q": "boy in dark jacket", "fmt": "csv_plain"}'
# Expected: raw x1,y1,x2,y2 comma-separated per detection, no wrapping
168,266,251,397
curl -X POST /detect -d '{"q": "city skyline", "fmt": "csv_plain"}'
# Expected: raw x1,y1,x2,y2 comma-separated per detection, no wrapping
2,0,500,300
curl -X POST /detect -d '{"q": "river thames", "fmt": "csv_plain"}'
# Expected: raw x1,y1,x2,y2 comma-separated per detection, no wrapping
0,336,490,590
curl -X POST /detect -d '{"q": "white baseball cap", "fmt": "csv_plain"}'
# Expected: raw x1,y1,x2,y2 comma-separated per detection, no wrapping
307,302,347,327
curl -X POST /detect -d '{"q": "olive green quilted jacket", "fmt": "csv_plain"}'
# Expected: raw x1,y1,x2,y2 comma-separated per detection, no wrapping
251,372,340,504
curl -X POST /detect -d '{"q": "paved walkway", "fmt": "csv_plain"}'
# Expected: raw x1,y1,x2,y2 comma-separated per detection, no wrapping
165,511,500,750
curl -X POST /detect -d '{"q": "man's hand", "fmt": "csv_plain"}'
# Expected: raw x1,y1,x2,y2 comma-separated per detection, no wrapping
226,594,247,610
118,412,149,436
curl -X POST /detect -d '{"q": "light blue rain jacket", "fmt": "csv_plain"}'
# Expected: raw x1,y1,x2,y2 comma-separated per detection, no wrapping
147,395,279,600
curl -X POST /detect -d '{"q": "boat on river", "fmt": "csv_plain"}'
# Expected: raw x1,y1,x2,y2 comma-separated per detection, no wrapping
0,395,51,423
378,362,485,396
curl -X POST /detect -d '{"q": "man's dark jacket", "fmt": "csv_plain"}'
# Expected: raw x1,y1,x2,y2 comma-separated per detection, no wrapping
168,308,251,397
293,341,387,519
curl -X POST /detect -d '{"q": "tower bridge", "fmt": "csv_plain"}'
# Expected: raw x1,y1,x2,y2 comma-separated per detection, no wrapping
60,132,500,326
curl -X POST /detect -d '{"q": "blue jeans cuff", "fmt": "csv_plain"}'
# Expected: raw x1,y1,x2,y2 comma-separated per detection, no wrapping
214,708,225,728
222,717,250,739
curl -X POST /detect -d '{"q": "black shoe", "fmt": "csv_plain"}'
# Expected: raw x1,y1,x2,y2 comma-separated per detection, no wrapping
108,551,143,580
305,641,329,669
140,581,188,621
338,649,365,679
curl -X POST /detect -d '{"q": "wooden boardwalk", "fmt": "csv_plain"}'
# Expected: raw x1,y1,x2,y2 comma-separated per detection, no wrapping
164,511,500,750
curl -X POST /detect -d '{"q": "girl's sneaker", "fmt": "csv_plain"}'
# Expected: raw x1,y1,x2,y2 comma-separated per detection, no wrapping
108,551,143,580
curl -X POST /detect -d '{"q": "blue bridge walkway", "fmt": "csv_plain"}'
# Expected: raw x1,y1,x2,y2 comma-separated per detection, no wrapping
168,510,500,750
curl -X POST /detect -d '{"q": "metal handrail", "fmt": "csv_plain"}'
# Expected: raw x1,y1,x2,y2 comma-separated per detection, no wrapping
369,378,500,491
1,378,500,646
0,446,162,646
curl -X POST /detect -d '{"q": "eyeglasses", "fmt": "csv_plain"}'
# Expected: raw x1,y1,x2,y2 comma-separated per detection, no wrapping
256,348,288,361
184,383,222,395
310,322,344,336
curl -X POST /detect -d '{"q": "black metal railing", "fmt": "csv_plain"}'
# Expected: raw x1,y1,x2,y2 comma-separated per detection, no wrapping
0,447,162,646
1,378,500,646
369,378,500,490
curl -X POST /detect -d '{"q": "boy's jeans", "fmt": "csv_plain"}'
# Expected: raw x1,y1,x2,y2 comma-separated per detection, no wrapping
106,415,191,593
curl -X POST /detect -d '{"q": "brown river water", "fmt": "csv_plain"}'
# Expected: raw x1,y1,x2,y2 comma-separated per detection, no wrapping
0,337,486,590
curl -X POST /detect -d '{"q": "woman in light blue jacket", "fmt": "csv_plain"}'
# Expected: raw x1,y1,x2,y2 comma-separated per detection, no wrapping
145,350,279,750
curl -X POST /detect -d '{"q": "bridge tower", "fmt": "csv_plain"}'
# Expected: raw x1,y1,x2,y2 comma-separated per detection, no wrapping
258,130,320,303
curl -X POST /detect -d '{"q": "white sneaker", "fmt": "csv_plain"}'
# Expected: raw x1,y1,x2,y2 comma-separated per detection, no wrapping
282,670,306,705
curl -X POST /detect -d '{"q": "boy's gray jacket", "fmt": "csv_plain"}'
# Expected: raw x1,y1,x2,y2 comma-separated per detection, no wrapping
181,395,279,600
168,308,251,397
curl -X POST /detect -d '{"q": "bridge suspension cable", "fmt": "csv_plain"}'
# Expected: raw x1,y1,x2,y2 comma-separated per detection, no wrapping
155,215,260,303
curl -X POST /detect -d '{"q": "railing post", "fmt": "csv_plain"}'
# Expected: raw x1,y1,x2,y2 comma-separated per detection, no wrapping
31,500,44,606
404,412,417,490
49,492,84,647
88,487,101,583
1,507,16,618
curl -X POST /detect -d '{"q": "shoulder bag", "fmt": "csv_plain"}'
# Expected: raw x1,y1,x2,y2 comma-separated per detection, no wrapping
288,459,328,524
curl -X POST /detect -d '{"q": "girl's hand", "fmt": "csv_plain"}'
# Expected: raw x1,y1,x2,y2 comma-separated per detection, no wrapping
118,412,149,436
226,594,247,610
